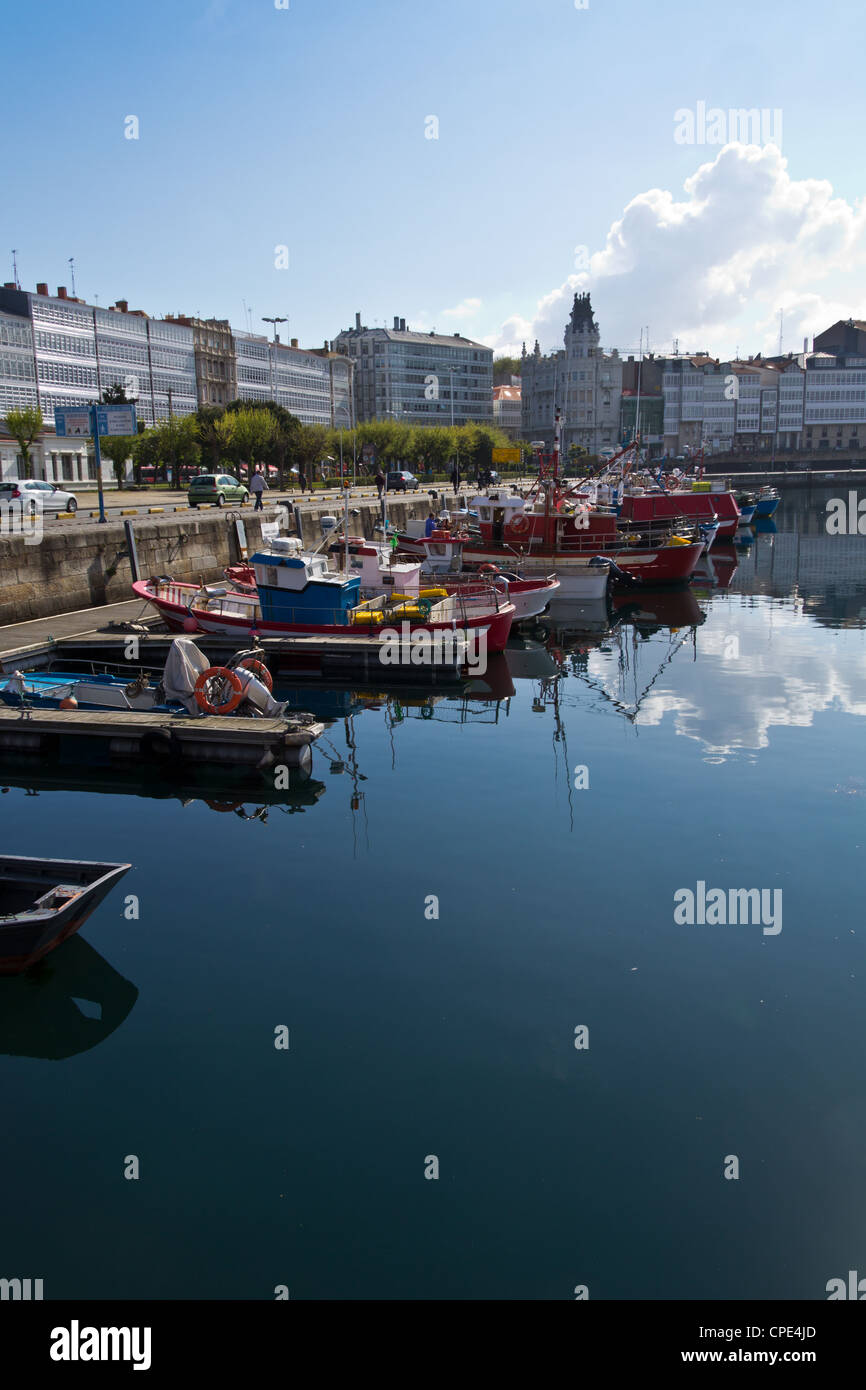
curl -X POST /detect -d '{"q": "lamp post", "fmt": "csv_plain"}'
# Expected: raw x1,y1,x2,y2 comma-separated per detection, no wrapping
262,316,287,403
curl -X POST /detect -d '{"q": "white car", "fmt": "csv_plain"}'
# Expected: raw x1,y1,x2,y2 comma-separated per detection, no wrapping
0,480,78,514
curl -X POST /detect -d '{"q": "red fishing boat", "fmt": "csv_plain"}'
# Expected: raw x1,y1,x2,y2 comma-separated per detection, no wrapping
396,412,704,590
134,538,514,652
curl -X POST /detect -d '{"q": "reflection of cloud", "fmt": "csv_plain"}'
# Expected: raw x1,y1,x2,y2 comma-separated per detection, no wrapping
585,599,866,760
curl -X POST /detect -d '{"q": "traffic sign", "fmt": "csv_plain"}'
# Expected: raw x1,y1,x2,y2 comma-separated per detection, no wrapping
54,408,92,438
96,404,137,436
54,404,137,438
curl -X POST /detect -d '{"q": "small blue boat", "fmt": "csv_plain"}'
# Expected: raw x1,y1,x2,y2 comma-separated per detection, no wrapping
735,492,757,525
0,639,285,718
754,487,780,518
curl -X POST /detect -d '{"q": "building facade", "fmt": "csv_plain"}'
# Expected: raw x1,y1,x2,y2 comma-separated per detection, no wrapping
333,314,493,426
520,294,622,454
231,332,353,426
660,348,866,455
493,382,521,437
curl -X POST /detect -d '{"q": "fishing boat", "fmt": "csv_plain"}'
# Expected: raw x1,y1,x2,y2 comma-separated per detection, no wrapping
134,539,515,652
0,856,130,974
395,412,704,590
754,486,780,518
229,542,559,625
334,538,560,623
0,637,287,719
735,492,757,525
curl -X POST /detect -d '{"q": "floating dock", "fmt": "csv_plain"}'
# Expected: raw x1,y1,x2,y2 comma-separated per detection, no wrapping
0,600,469,684
0,705,323,770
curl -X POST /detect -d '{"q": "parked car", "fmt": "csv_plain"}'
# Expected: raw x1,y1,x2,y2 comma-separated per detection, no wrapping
0,479,77,513
187,473,249,508
386,470,419,492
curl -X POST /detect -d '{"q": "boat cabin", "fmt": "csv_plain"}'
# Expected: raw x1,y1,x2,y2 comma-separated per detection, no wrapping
339,541,422,596
250,538,360,624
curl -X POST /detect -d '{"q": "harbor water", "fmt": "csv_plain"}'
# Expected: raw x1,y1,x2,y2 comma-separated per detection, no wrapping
1,485,864,1299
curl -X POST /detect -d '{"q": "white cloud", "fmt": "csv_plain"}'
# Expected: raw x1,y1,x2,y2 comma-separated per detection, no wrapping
489,143,866,360
441,297,482,319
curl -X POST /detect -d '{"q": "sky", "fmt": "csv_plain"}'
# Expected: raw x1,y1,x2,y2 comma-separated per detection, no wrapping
5,0,865,363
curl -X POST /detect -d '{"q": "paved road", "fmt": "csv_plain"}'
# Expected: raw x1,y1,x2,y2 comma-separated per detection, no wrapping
46,481,525,522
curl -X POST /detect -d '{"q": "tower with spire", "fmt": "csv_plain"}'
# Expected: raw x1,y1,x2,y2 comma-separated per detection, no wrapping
520,291,621,454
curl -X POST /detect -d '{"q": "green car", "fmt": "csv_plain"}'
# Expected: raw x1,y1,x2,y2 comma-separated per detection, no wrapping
187,473,249,508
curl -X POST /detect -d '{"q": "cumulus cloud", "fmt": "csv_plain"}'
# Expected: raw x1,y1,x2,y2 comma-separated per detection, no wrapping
486,144,866,360
441,297,482,319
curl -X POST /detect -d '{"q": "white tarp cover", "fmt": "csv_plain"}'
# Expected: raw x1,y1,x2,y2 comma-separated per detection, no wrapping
162,638,286,718
162,638,211,714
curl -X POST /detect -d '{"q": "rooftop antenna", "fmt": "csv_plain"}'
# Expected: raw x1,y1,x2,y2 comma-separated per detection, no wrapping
672,336,679,356
778,309,783,356
68,257,76,297
11,249,20,289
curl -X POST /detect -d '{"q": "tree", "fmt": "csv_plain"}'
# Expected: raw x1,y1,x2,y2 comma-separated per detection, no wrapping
493,355,521,384
148,415,200,489
3,406,44,479
101,383,135,404
215,408,277,482
294,424,332,480
98,435,137,488
195,405,226,470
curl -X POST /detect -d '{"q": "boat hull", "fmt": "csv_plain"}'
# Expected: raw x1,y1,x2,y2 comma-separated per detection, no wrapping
132,581,515,654
754,497,779,518
0,858,130,974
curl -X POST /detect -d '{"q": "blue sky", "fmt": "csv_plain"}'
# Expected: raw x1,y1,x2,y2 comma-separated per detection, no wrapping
5,0,865,360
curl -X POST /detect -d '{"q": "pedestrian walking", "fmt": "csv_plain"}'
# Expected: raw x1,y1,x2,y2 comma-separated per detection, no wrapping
375,468,386,500
250,466,267,511
298,468,308,493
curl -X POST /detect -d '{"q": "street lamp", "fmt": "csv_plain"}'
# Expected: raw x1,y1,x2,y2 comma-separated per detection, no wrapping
262,315,287,402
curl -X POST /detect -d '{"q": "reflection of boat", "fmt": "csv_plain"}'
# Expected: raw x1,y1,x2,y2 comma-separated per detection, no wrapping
541,597,613,639
0,856,130,974
0,935,138,1059
752,517,778,535
0,761,325,814
503,640,562,681
693,542,739,589
612,587,706,631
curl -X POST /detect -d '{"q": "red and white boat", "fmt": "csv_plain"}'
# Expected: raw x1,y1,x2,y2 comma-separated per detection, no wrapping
396,414,704,592
134,538,515,652
228,543,559,624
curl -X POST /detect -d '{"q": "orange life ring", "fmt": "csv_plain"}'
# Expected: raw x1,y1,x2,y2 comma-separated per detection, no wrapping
509,513,530,536
237,657,273,691
195,666,244,715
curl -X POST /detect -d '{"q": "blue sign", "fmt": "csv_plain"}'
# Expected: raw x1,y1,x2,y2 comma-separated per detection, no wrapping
95,404,137,436
54,408,92,438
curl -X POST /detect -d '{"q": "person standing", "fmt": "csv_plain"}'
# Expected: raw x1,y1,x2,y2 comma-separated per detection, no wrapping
298,468,308,494
250,466,267,511
375,468,386,500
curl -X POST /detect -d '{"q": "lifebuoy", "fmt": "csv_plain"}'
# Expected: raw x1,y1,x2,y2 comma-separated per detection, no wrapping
237,657,273,691
509,513,530,536
195,666,244,715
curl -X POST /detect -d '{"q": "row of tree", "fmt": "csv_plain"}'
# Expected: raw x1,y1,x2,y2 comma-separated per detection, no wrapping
2,399,536,490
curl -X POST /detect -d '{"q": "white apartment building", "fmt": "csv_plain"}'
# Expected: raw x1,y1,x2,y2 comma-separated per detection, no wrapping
334,314,493,426
0,282,198,481
232,332,353,426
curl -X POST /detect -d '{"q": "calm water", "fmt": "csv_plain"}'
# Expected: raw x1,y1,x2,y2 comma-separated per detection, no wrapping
1,486,864,1300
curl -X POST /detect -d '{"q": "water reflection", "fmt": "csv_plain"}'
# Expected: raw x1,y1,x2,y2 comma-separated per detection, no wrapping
0,936,137,1060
